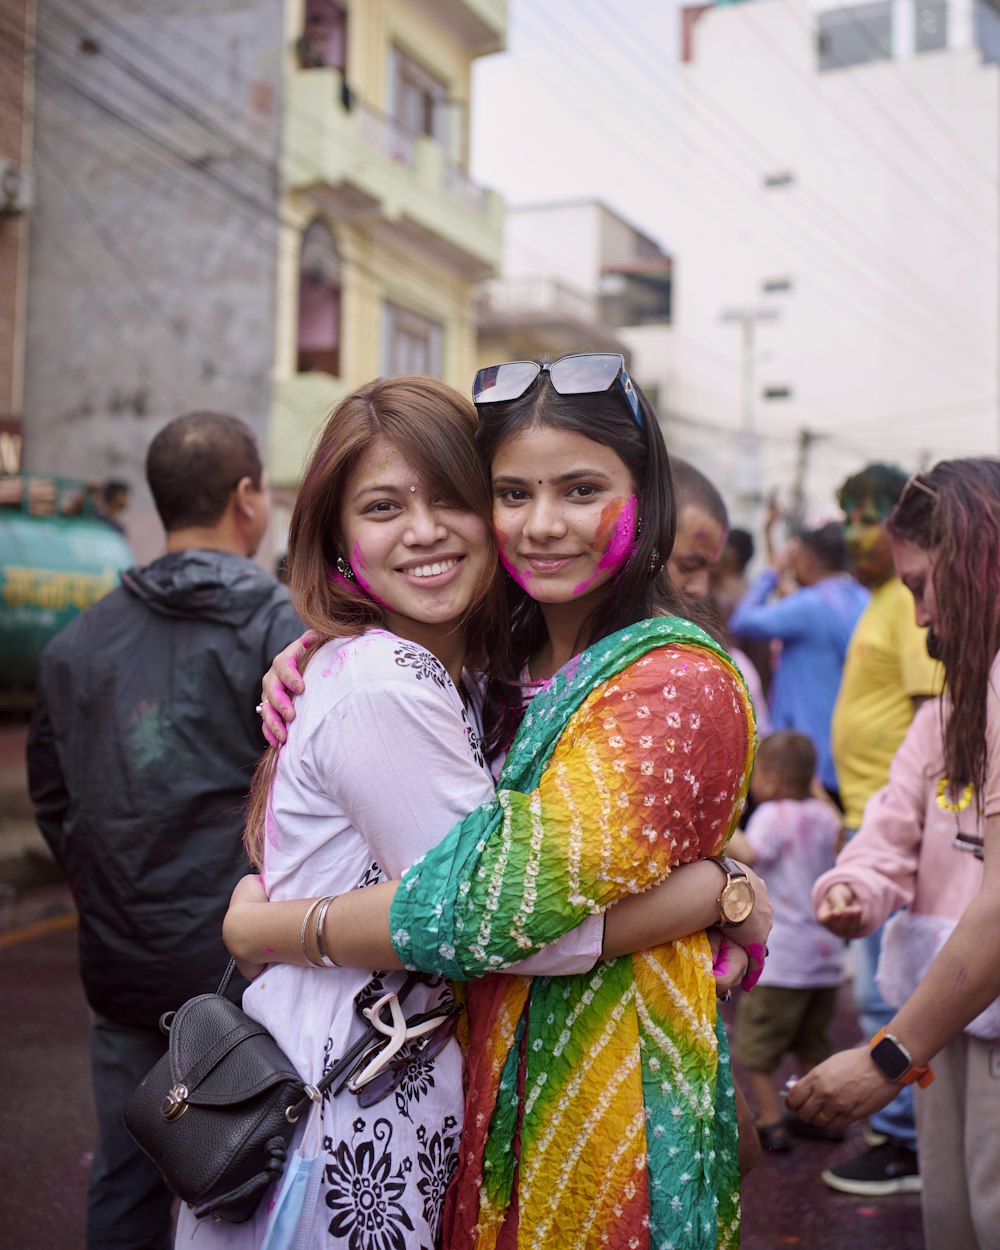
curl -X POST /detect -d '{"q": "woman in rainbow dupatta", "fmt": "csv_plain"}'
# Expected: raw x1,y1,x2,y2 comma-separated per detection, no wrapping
387,360,756,1250
231,355,764,1249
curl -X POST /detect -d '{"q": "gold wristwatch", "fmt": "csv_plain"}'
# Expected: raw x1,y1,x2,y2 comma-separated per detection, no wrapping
708,855,755,927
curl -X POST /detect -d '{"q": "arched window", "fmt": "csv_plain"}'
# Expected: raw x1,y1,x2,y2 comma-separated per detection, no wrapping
297,220,341,377
297,0,347,71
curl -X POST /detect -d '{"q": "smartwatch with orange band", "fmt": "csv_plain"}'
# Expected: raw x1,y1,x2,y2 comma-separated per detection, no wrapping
868,1027,935,1088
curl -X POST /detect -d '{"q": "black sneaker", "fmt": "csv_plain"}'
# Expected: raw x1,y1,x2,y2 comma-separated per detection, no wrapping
785,1112,845,1142
756,1121,794,1152
822,1142,921,1195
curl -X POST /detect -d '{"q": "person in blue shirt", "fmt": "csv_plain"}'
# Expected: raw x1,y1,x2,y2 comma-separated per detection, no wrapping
729,521,869,806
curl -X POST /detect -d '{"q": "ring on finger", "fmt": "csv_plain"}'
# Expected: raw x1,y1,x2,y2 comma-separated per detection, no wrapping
255,702,265,714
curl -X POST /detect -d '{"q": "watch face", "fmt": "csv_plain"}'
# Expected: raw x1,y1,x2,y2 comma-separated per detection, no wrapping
721,879,755,925
870,1036,910,1082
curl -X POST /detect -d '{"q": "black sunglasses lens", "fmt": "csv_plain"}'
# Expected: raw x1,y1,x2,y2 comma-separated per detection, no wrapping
353,1015,459,1108
473,361,540,405
548,354,621,395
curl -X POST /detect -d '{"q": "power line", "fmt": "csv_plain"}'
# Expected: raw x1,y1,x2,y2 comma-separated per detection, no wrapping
521,0,996,367
510,4,997,388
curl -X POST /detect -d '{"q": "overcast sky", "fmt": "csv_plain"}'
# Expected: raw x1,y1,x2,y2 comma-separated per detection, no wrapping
470,0,683,246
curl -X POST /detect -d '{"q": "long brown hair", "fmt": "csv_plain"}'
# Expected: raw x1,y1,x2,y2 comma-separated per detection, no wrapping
245,376,506,867
887,457,1000,807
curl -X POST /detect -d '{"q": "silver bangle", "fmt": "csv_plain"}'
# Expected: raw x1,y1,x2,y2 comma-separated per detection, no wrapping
299,897,327,968
315,895,340,968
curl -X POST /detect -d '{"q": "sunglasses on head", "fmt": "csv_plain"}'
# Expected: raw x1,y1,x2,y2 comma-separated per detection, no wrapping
899,472,939,507
472,352,645,430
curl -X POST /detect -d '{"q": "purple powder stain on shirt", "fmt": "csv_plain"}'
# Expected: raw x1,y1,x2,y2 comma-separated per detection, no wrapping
572,494,638,595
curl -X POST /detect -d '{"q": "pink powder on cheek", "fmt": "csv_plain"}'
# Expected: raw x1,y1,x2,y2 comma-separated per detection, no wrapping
494,523,533,590
350,541,392,609
571,495,637,595
597,495,638,570
498,545,532,590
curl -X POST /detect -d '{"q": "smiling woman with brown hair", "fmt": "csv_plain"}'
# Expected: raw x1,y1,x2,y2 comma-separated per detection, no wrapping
230,355,771,1249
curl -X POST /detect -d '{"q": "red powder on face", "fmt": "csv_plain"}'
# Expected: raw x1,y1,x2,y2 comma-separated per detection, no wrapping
571,494,637,595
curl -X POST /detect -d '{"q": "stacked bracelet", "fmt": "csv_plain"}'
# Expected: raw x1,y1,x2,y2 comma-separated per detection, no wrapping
314,895,340,968
299,897,329,968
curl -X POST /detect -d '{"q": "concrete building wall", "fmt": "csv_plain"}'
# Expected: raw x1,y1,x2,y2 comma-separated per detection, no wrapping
660,0,1000,526
270,0,503,491
0,0,34,432
23,0,285,561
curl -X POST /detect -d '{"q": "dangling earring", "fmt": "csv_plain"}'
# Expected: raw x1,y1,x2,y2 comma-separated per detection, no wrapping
648,547,661,574
636,516,643,537
335,554,355,581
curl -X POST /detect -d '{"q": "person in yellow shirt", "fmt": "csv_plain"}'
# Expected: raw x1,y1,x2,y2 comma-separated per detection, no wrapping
825,463,943,1196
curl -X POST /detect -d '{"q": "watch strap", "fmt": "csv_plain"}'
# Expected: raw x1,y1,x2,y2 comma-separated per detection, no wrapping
869,1027,935,1088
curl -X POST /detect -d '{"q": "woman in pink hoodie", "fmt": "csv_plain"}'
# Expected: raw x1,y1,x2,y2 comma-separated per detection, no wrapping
786,458,1000,1250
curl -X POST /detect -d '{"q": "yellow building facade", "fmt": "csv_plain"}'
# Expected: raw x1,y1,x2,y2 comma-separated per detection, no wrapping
270,0,506,487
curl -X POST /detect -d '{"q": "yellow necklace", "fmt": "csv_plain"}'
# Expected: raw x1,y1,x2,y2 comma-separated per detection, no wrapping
936,777,974,813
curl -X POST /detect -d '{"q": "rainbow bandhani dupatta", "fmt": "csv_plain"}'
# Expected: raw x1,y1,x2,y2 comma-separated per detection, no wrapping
390,617,756,1249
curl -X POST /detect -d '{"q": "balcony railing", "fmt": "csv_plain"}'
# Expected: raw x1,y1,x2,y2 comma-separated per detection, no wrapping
478,275,600,322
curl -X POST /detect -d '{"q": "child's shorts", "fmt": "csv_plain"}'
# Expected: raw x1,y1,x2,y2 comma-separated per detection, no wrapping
732,984,840,1073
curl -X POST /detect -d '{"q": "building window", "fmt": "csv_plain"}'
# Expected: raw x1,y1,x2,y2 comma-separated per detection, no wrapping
763,171,795,188
297,0,347,70
915,0,947,51
761,277,794,294
297,220,341,377
817,2,892,70
383,303,443,377
390,46,448,144
976,0,1000,63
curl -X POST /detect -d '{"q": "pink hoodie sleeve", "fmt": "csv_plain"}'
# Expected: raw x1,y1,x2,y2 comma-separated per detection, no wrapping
811,701,937,932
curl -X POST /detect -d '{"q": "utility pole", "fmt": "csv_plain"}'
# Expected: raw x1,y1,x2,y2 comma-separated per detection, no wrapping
720,305,780,526
790,427,820,530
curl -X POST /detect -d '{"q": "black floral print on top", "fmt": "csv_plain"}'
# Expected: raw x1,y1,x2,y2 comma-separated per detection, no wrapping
325,1118,415,1250
415,1118,460,1231
392,643,449,688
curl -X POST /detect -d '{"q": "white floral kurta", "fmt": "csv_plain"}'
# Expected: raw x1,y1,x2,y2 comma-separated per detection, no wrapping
175,630,600,1250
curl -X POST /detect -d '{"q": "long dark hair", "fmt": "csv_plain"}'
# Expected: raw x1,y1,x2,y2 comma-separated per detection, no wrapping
245,376,507,867
887,457,1000,806
477,374,700,753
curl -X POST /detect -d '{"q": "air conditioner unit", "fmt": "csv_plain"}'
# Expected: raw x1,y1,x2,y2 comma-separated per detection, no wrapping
0,161,34,215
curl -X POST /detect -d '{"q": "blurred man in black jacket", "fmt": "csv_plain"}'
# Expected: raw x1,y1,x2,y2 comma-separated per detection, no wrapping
28,412,302,1250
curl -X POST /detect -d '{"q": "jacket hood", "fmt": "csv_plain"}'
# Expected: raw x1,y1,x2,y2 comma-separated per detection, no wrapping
122,549,282,627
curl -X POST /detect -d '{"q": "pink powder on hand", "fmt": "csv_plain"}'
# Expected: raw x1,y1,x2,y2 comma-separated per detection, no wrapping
740,941,767,991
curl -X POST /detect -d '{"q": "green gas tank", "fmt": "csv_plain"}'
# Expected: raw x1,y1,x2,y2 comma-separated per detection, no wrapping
0,475,133,704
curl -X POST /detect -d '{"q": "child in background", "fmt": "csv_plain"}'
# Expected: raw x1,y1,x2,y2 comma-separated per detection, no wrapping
728,730,847,1151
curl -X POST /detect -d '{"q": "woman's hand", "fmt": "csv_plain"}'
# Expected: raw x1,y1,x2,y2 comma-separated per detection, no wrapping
223,873,271,981
816,883,866,939
259,629,322,745
785,1046,899,1132
720,864,773,989
708,927,749,997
